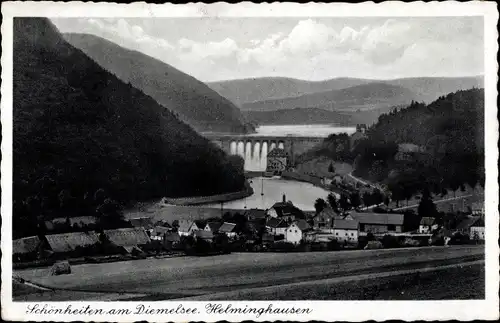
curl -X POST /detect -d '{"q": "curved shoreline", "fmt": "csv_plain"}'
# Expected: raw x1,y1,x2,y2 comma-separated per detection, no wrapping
163,183,254,206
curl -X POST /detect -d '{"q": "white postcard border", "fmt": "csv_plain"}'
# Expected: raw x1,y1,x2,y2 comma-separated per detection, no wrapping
1,1,499,322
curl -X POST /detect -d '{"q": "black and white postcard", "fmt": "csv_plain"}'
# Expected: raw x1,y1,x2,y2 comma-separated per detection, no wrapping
1,1,499,322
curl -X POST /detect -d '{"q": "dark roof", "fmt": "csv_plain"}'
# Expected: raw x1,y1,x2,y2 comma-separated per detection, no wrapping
420,217,435,226
45,232,100,253
195,230,214,240
350,212,404,226
219,222,237,233
270,202,304,218
13,236,41,255
266,218,287,228
178,220,196,232
104,228,151,247
129,217,154,230
244,208,267,220
333,219,359,230
205,221,223,232
294,219,311,231
267,148,288,157
151,226,170,237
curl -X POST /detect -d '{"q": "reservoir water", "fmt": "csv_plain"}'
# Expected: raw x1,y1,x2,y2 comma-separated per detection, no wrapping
251,124,356,137
201,176,331,211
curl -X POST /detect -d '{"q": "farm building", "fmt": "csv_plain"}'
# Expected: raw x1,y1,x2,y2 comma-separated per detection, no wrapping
103,228,151,254
350,212,404,234
150,226,171,241
44,232,100,255
455,216,481,235
13,236,42,262
471,202,485,216
219,222,238,238
313,207,343,229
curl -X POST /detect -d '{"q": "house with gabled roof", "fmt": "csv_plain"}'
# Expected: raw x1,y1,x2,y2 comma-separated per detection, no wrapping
267,198,305,222
266,217,288,236
419,217,436,234
178,220,199,236
313,207,343,229
204,221,223,234
150,226,171,241
285,219,312,244
45,232,100,254
331,219,359,243
350,212,404,234
104,228,151,254
195,230,214,241
219,222,238,238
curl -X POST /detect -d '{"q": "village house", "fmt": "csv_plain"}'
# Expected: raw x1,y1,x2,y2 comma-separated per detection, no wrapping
177,220,200,236
267,196,305,222
150,226,171,241
265,218,288,237
204,221,223,234
219,222,238,238
469,217,485,240
266,148,288,175
154,220,172,229
418,217,436,234
350,212,404,235
285,219,312,244
455,215,481,236
44,231,100,256
331,219,359,243
104,227,151,254
128,217,155,234
163,232,181,250
313,207,342,229
13,236,43,262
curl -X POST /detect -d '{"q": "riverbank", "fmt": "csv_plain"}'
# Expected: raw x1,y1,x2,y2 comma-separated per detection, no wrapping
163,182,254,206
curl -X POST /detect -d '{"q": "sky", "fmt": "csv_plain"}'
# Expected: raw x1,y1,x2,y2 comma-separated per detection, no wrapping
52,17,484,82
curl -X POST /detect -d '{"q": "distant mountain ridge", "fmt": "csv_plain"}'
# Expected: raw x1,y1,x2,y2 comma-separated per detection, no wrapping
208,76,483,106
240,82,417,112
64,33,253,134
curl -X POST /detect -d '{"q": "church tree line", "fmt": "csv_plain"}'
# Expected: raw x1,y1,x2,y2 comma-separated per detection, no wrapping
352,88,484,204
13,18,246,238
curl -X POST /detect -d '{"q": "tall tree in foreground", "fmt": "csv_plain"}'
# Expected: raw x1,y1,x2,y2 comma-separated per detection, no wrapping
327,193,339,212
314,198,327,215
418,188,437,218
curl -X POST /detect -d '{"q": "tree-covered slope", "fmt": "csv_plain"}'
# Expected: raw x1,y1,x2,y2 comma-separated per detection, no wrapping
353,88,484,197
63,33,253,134
13,18,246,237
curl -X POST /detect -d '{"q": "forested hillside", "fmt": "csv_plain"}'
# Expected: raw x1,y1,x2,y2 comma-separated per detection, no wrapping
352,88,484,200
13,18,246,238
64,33,253,134
241,83,417,112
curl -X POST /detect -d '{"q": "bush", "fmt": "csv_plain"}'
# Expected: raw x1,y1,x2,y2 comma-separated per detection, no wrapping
269,241,297,252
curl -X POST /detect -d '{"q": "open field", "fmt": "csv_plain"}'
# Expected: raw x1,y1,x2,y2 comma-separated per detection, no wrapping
14,245,484,301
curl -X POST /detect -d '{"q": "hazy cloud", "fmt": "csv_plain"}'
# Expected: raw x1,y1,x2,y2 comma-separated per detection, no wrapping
52,17,484,82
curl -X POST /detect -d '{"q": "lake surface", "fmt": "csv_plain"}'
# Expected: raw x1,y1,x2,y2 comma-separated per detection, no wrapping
201,177,331,211
250,124,356,137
